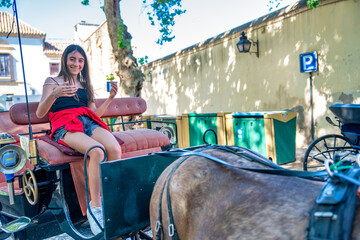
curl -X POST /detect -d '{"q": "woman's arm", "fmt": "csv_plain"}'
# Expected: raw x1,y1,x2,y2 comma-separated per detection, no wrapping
36,78,77,118
89,81,118,117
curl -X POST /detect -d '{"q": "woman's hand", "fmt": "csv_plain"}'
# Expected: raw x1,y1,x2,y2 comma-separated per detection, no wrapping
53,82,77,98
90,81,118,116
109,81,118,100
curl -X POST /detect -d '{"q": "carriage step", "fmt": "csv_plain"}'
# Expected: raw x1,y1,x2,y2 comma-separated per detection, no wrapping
0,216,31,233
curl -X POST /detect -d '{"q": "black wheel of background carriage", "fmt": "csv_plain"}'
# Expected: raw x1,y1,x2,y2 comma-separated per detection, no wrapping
303,134,357,171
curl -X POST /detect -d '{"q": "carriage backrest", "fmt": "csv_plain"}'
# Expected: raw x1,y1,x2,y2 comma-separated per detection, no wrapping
9,97,147,125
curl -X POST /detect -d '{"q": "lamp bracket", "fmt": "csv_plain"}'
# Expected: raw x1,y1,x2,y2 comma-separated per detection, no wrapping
249,40,259,58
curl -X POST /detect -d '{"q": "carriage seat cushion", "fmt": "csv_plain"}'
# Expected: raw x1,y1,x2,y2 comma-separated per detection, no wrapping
38,129,171,166
9,96,171,163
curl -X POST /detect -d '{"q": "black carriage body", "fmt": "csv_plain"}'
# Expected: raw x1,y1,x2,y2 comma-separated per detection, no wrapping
100,150,182,239
0,168,57,217
304,104,360,171
0,145,192,240
330,104,360,125
330,104,360,147
0,166,77,240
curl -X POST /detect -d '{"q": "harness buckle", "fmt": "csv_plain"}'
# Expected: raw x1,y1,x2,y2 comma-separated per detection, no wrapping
314,211,338,220
168,224,174,237
155,220,161,232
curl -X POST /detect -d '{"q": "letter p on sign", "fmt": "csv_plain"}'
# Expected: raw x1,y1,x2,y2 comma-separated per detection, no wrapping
300,51,317,73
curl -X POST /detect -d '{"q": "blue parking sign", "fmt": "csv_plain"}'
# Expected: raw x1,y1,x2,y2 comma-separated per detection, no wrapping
300,51,318,73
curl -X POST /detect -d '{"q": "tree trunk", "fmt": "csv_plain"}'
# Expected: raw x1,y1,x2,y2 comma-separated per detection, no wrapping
103,0,143,97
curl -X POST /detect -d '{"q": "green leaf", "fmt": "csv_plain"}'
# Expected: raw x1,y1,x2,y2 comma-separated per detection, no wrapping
144,0,186,45
306,0,319,8
106,73,115,81
0,0,12,8
81,0,89,6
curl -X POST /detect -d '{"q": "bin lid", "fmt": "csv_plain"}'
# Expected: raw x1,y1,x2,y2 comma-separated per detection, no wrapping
187,113,218,117
154,115,180,119
231,111,288,118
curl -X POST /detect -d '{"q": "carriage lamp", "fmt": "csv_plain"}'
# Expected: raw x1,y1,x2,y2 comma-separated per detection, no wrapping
236,31,259,58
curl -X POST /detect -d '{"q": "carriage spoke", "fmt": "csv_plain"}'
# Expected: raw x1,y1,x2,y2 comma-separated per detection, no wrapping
331,137,337,159
322,139,332,159
313,145,329,159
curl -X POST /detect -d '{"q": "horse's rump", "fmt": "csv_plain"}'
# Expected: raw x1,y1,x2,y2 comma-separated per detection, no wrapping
150,146,324,240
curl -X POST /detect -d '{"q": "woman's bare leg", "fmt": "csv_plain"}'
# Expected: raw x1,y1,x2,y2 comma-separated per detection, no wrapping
91,127,122,161
62,132,104,207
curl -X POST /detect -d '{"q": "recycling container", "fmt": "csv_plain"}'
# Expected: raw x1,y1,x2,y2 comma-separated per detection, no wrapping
181,113,227,148
152,115,182,148
141,115,182,148
225,111,297,165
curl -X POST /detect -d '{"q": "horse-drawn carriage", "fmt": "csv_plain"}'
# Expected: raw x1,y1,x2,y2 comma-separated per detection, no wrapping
0,97,184,239
304,104,360,171
2,98,360,239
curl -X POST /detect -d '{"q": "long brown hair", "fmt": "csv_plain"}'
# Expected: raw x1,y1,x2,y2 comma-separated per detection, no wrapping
58,44,95,102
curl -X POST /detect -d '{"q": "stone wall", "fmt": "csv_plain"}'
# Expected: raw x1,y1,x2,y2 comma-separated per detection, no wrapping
141,0,360,147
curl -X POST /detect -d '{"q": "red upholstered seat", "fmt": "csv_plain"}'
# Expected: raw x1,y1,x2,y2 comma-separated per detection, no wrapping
113,129,170,152
37,129,170,165
8,97,171,166
6,97,172,215
37,129,170,215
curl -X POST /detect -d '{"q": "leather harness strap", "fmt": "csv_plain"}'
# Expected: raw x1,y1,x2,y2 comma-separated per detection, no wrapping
154,145,329,240
155,146,214,240
156,146,328,179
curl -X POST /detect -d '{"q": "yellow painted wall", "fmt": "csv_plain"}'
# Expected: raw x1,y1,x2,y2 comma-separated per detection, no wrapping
141,0,360,148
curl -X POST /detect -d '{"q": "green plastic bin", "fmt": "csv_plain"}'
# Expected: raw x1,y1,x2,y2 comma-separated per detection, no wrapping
181,113,227,147
225,111,297,165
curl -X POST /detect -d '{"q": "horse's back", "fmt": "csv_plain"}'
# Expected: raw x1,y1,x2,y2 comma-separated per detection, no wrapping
150,147,324,240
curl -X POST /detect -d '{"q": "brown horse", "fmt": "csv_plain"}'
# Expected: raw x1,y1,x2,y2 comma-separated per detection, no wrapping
149,146,360,240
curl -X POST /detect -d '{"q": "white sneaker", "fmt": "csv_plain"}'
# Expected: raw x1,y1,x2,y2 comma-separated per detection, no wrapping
86,203,104,235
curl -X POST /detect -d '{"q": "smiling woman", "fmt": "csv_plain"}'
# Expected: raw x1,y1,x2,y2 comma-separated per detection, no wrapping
35,44,122,235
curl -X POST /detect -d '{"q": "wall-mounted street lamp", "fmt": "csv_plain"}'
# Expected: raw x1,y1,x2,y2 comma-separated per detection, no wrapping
236,31,259,58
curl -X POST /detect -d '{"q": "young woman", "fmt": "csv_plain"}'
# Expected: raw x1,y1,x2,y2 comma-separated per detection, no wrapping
36,44,122,235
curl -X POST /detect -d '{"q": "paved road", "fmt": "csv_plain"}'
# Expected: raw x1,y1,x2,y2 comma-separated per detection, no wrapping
43,230,153,240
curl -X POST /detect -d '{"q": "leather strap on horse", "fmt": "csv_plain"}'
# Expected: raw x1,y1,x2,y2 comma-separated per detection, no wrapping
154,145,328,240
156,145,328,180
155,146,215,240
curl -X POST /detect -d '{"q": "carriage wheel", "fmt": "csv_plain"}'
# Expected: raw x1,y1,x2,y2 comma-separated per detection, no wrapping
22,169,38,205
303,134,356,171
